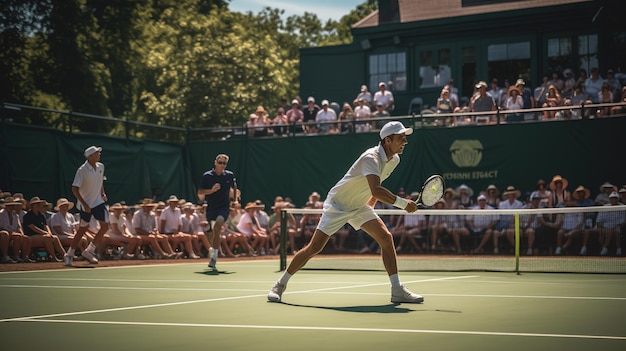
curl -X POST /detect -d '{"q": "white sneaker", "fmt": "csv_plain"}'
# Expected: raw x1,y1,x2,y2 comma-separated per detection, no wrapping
391,285,424,304
600,247,608,256
81,250,99,264
189,253,200,259
555,247,562,255
579,246,587,255
63,253,73,267
267,282,286,302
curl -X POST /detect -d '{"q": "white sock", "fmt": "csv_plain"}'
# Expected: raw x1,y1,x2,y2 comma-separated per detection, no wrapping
66,248,75,256
389,274,401,288
278,271,292,286
212,248,219,259
87,243,96,253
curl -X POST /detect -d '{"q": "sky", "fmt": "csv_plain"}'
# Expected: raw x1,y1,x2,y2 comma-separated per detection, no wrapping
228,0,366,23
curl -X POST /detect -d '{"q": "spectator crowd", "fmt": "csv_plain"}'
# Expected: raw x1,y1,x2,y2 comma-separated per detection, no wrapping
1,174,625,264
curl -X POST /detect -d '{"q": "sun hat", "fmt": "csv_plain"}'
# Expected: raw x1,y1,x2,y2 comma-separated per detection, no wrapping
137,198,158,208
166,195,179,203
255,106,267,114
54,198,74,211
2,197,23,206
609,191,619,199
477,194,487,201
502,186,521,199
28,196,47,205
84,146,102,158
486,184,500,197
379,121,413,139
600,182,615,191
456,184,474,197
515,79,525,86
444,188,457,198
549,175,568,190
572,185,591,200
244,202,263,211
475,81,487,89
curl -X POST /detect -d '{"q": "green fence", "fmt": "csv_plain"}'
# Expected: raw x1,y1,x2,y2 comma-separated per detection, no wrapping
2,115,624,208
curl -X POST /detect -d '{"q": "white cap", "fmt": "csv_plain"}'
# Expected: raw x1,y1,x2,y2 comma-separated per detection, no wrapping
379,121,413,139
291,99,299,105
477,194,487,201
84,146,102,158
609,191,619,198
321,99,329,106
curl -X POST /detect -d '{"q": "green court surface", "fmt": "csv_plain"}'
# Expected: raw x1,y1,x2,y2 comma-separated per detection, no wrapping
1,259,625,351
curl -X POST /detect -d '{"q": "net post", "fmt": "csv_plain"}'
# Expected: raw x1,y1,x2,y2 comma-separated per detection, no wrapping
514,212,520,275
279,209,287,271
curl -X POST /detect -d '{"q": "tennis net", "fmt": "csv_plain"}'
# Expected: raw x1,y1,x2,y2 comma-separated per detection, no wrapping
278,205,626,273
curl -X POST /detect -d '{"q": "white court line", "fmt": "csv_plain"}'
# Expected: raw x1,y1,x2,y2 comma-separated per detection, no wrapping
0,276,474,323
17,318,626,341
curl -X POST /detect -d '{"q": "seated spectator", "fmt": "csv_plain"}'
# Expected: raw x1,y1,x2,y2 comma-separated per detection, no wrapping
436,88,456,125
338,103,355,133
133,199,180,259
534,75,550,108
353,84,372,106
468,195,498,254
22,197,65,261
571,185,597,255
610,86,626,116
429,200,449,251
584,67,605,103
372,102,390,129
456,184,474,209
596,192,623,256
286,98,304,133
236,202,268,254
487,78,504,108
470,81,496,124
597,82,614,117
392,210,425,254
549,175,571,208
504,86,524,122
0,197,31,262
49,198,90,256
554,200,584,255
254,106,271,136
272,107,289,136
354,97,372,133
542,85,562,120
181,203,212,258
105,202,143,259
160,195,199,259
520,193,542,255
561,68,576,98
605,69,620,100
515,79,536,121
548,72,564,92
494,186,524,254
594,182,616,206
268,201,297,255
536,207,563,255
315,100,337,134
299,201,321,244
484,184,500,209
443,188,459,210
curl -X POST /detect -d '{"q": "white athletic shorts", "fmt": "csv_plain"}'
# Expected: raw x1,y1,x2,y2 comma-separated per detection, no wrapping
317,201,379,236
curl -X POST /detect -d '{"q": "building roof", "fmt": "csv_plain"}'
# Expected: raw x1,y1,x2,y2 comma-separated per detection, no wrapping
353,0,592,28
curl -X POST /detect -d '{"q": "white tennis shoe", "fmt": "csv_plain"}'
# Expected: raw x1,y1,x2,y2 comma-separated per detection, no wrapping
81,250,99,264
63,253,73,267
391,285,424,303
267,282,286,302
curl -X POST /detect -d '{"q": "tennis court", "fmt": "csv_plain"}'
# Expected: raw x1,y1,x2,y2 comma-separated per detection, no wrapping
1,258,625,350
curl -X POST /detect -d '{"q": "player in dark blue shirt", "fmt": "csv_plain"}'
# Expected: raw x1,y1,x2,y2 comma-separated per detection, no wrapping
197,154,238,270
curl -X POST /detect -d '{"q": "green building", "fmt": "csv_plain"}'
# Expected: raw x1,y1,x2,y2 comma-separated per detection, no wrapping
300,0,624,113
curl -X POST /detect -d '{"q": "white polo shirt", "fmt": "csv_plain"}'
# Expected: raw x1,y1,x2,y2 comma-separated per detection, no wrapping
160,206,182,233
72,161,105,210
326,144,399,212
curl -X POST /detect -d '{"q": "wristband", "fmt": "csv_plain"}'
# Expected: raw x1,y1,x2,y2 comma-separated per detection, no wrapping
393,196,409,209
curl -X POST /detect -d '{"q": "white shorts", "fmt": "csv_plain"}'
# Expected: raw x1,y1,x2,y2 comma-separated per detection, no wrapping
316,202,379,236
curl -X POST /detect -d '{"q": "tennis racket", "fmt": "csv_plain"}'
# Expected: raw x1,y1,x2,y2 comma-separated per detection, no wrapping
415,174,445,207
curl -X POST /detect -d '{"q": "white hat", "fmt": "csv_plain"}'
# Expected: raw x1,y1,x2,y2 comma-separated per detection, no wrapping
361,85,367,91
291,99,299,105
477,194,487,201
307,96,315,103
379,121,413,140
321,99,329,106
84,146,102,158
378,81,386,87
609,191,619,199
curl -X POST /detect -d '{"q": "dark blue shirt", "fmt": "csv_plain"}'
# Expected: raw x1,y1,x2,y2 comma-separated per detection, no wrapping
200,169,236,210
22,211,47,236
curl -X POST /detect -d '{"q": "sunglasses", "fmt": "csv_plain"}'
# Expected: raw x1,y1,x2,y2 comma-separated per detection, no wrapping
216,161,227,165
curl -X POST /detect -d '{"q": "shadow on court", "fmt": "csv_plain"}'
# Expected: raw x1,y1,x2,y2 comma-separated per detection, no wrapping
278,302,414,314
194,269,235,276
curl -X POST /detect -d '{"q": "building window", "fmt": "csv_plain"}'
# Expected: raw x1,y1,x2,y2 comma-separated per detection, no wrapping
578,34,598,74
487,41,531,86
418,48,451,88
369,52,407,92
547,37,572,74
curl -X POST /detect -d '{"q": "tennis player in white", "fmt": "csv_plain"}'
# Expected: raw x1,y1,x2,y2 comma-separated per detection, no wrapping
268,121,423,303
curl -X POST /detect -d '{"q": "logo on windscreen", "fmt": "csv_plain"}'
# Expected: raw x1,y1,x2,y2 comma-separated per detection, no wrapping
450,140,483,168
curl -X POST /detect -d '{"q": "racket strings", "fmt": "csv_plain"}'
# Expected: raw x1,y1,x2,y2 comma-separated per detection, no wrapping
421,178,444,206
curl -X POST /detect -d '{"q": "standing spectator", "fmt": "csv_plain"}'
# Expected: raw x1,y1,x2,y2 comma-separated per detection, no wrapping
64,146,109,267
487,78,504,108
542,85,562,120
23,197,66,261
584,67,605,103
302,96,320,134
353,84,372,106
373,81,394,113
198,153,239,270
315,100,337,134
515,79,536,121
504,86,524,122
470,81,496,123
354,97,372,132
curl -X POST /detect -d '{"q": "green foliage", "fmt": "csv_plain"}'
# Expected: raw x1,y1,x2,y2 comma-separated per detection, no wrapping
0,0,375,131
